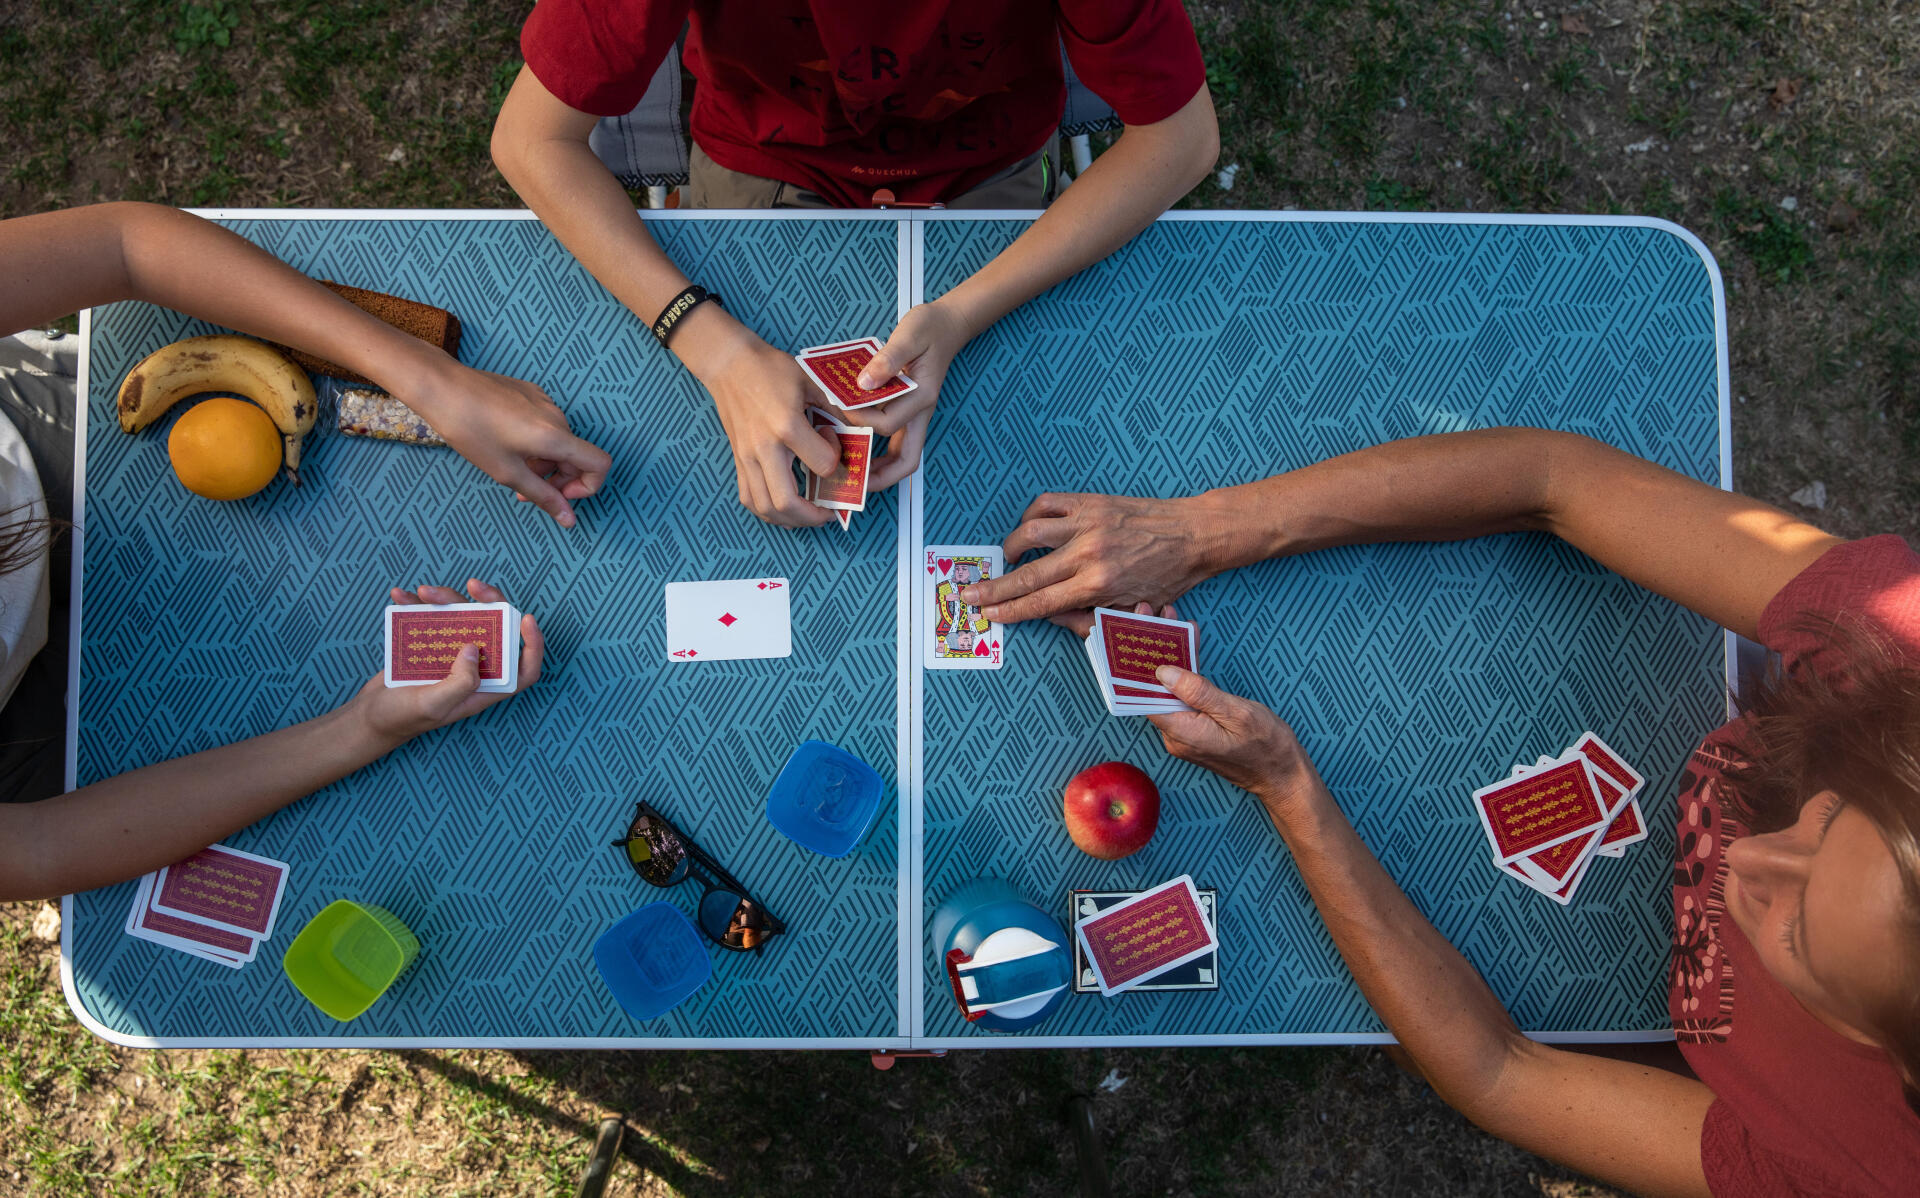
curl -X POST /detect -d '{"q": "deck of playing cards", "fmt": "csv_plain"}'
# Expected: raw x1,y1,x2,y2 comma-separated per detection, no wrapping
1083,608,1196,716
1073,875,1219,996
793,336,917,412
804,406,873,533
384,602,521,693
1070,887,1219,993
1473,732,1648,906
124,844,290,968
923,546,1005,669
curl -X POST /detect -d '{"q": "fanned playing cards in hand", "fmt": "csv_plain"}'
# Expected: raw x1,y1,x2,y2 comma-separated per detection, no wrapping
1083,607,1196,716
123,844,290,969
794,337,917,411
803,406,872,533
924,546,1004,669
385,602,520,693
1472,732,1648,906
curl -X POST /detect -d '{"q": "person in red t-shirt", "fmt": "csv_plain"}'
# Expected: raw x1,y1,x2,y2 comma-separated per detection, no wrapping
958,429,1920,1196
491,0,1217,526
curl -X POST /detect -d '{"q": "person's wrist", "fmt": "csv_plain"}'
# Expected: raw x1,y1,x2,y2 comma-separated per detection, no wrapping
1252,748,1326,823
363,337,457,418
1179,490,1251,581
928,289,989,345
666,301,756,385
341,683,414,756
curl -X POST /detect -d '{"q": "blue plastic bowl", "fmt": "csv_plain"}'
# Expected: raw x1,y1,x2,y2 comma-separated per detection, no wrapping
765,740,884,858
592,902,712,1020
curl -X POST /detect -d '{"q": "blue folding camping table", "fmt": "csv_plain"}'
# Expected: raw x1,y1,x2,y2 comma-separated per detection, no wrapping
62,210,1729,1049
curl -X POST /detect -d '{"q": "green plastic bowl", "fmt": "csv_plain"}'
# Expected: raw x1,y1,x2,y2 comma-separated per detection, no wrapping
282,900,420,1021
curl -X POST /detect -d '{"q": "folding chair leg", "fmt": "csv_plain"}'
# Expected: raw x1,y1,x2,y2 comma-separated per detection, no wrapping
574,1114,625,1198
1061,1094,1112,1198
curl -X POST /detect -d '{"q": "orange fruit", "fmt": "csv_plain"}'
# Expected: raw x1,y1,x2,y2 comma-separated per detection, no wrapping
166,397,283,501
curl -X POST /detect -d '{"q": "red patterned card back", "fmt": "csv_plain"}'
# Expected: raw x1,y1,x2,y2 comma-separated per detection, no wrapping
390,609,505,682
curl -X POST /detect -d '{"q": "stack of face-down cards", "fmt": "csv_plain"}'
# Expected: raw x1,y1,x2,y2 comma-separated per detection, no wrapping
125,845,289,968
1471,732,1649,905
384,602,520,693
1082,608,1198,717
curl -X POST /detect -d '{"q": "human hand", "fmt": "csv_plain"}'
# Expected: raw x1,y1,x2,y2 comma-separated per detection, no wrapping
349,579,545,743
959,492,1217,626
698,331,840,527
858,300,968,491
1147,666,1322,812
397,361,612,529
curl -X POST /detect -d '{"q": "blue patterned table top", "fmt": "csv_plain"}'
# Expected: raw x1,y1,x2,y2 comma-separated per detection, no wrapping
916,216,1724,1043
66,213,1725,1046
69,215,907,1045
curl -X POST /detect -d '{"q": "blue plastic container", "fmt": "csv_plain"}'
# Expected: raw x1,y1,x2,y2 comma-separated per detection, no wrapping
592,902,712,1020
765,740,884,857
930,879,1072,1033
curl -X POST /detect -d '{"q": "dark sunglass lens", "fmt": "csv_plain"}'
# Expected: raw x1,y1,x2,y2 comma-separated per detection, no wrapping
697,890,774,950
627,815,687,886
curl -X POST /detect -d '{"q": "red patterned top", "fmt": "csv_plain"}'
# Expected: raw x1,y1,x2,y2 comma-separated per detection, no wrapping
1669,535,1920,1194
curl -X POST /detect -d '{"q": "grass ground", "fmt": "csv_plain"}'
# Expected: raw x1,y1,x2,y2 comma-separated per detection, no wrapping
2,0,1915,1194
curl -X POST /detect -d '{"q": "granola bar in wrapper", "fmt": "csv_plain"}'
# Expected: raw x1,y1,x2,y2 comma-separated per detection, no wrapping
338,388,447,447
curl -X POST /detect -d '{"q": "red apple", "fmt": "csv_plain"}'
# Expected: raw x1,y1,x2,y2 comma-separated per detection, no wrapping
1063,762,1160,859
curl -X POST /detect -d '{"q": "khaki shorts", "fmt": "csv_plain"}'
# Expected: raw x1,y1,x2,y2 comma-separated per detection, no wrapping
684,138,1060,210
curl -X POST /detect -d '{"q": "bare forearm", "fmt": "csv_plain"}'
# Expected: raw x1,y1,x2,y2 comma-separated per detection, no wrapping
1191,427,1836,638
937,88,1218,339
3,204,464,401
1189,428,1557,575
1264,778,1525,1108
490,93,750,382
0,702,401,901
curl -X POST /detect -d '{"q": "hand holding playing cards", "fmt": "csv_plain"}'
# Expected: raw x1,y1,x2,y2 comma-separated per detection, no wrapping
963,492,1216,629
858,301,966,491
701,335,841,527
403,364,611,529
1148,667,1322,811
356,580,544,740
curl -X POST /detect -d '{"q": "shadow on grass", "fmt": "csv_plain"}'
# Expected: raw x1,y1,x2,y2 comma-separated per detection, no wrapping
412,1043,1340,1196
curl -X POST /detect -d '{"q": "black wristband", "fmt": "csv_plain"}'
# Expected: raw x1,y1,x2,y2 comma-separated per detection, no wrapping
652,285,722,348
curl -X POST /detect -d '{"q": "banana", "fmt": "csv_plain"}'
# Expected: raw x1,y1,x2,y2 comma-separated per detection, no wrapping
118,334,319,485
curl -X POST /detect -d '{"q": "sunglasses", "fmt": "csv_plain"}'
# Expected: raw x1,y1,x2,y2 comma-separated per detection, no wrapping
611,801,785,951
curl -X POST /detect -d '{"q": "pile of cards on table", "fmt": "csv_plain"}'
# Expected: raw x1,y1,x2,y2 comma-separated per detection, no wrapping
1072,876,1219,996
384,602,520,692
1472,732,1649,906
1083,608,1197,716
803,405,872,533
1071,885,1219,993
124,844,289,968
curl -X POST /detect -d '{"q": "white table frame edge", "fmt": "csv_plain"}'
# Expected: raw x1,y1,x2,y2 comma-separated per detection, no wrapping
62,209,1728,1051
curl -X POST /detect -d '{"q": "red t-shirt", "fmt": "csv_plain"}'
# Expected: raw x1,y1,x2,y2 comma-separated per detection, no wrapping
520,0,1206,207
1670,534,1920,1195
